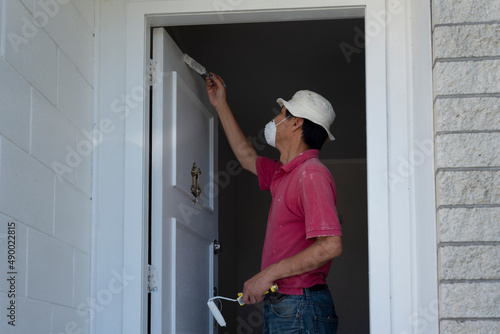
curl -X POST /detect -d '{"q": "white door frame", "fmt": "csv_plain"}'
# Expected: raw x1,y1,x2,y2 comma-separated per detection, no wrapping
121,1,437,333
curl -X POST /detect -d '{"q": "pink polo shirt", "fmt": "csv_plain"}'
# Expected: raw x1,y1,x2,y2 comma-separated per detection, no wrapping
256,149,342,295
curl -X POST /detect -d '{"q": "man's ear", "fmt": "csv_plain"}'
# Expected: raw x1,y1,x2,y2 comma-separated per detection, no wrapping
291,117,304,132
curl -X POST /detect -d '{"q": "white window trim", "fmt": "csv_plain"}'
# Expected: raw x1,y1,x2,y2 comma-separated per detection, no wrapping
115,1,437,333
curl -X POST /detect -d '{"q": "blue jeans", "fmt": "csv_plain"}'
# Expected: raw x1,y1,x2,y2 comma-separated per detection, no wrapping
263,286,338,334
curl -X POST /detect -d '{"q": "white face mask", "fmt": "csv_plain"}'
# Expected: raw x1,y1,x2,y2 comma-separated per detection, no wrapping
264,115,291,148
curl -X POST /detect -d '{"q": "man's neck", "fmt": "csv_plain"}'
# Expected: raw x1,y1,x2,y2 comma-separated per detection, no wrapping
279,142,310,165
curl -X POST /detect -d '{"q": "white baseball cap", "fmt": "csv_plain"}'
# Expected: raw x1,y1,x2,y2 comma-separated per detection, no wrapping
277,90,335,140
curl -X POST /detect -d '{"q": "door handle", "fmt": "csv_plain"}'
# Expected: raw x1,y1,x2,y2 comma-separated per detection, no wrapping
190,162,201,203
213,240,221,254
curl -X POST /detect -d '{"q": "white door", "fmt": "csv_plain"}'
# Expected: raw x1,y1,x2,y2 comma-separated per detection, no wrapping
150,27,219,334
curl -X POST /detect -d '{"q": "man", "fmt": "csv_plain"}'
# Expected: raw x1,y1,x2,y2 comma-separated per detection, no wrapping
206,73,343,333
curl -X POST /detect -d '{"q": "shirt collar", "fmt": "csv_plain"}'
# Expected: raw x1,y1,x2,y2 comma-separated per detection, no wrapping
281,149,319,173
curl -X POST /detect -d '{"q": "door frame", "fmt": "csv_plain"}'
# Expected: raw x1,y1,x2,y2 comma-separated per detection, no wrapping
121,1,437,333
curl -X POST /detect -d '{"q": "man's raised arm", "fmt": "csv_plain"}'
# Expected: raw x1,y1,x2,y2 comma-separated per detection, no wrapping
206,73,258,175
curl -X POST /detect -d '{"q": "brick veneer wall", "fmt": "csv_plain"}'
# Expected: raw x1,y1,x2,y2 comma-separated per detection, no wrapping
432,0,500,333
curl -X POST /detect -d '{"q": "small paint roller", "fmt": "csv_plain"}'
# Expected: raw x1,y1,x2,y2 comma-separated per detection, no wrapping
207,299,227,327
207,296,238,327
207,284,278,327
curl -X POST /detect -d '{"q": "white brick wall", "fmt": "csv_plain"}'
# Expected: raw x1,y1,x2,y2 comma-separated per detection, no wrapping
0,0,94,332
433,0,500,332
27,229,75,305
436,170,500,205
438,207,500,242
0,216,27,297
58,52,94,131
53,303,89,334
0,60,31,151
440,283,500,318
35,0,94,83
32,89,79,183
435,97,500,131
436,133,500,167
433,0,500,24
3,0,59,104
54,181,92,253
441,320,500,333
0,138,55,234
439,245,500,280
434,24,500,59
434,60,500,95
0,294,53,333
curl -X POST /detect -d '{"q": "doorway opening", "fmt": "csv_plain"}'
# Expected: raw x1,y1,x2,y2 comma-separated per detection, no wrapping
165,19,368,333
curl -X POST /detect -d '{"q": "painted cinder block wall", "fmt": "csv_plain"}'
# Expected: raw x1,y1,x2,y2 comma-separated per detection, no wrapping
0,0,94,333
432,0,500,333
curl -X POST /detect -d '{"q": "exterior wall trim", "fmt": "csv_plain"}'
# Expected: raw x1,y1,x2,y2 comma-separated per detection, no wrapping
101,0,439,333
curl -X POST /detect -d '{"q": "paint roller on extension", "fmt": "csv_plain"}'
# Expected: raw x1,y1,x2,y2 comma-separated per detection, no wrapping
183,54,227,87
207,284,278,327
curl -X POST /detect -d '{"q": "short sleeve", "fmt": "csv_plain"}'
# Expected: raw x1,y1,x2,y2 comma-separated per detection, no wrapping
256,156,282,191
299,167,342,239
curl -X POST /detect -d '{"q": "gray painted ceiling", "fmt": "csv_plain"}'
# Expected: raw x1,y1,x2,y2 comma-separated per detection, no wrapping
167,18,365,160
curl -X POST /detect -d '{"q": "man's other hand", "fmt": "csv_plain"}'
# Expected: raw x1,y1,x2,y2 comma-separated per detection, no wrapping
241,270,274,305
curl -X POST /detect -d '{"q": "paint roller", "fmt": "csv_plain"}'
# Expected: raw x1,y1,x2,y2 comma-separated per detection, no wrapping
207,284,278,327
207,299,228,327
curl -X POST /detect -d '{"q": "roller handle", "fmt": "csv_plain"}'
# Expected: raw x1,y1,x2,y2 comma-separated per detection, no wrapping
237,284,278,306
